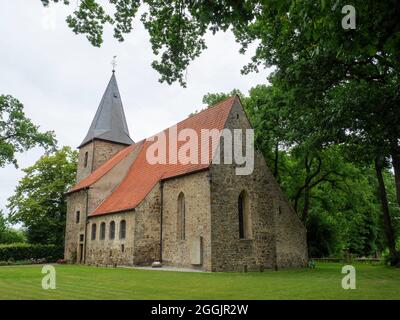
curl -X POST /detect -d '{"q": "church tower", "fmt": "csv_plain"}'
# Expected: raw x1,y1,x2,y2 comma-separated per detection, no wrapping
76,72,133,182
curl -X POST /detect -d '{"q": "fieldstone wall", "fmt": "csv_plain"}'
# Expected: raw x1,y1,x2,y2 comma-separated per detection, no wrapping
161,171,212,271
76,139,128,182
274,194,308,268
64,189,87,262
132,184,161,265
210,154,277,272
76,143,94,183
66,139,137,264
92,140,128,171
85,211,135,266
209,99,308,271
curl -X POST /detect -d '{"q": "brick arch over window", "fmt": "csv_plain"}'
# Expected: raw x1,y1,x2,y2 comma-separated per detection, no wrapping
238,190,252,239
177,192,186,240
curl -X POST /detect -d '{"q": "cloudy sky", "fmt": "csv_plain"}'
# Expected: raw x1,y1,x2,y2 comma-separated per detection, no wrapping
0,1,271,218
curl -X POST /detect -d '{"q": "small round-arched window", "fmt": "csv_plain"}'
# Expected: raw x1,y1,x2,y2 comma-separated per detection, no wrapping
238,190,252,239
177,192,186,240
100,222,106,240
91,223,97,240
119,220,126,240
109,221,115,240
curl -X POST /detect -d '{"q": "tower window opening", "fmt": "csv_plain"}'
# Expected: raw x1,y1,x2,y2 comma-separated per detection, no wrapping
84,151,89,168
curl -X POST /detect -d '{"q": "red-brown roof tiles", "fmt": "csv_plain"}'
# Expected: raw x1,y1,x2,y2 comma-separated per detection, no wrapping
88,96,236,216
68,143,138,194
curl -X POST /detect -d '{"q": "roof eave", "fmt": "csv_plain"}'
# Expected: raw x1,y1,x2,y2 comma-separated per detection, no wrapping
78,137,133,149
89,207,136,217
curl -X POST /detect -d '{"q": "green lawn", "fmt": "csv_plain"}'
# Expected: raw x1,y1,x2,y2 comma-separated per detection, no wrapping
0,263,399,300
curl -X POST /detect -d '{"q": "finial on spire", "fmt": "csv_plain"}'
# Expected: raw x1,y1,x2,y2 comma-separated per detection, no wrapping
111,55,117,73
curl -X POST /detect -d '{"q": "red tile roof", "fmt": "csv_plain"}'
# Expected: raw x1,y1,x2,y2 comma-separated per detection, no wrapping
87,95,236,216
68,143,138,194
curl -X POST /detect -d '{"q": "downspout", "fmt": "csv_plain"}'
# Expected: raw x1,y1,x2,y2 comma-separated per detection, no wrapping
83,188,89,264
83,139,95,263
159,181,164,263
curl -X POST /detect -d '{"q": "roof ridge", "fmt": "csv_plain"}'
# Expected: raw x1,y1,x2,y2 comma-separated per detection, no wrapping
184,95,236,121
147,95,237,138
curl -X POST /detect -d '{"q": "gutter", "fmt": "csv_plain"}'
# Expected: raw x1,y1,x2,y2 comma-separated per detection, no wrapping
160,167,209,183
159,181,164,263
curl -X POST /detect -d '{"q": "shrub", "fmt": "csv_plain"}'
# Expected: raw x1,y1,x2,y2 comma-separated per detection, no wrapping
0,243,63,262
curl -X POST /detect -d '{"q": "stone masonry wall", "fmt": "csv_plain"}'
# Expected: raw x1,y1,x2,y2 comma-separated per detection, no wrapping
92,140,128,172
161,171,212,271
64,190,87,262
133,184,162,265
274,193,308,268
76,139,128,182
210,98,307,271
85,211,135,266
76,143,94,183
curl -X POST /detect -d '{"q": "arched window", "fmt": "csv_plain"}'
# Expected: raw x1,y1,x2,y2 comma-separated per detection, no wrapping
119,220,126,240
84,151,89,168
91,223,97,240
100,222,106,240
109,221,115,240
177,192,186,240
76,211,80,223
238,191,252,239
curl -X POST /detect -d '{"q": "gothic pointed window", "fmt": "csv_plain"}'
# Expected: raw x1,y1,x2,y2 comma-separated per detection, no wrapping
91,223,97,240
109,221,115,240
119,220,126,240
238,191,252,239
177,192,186,240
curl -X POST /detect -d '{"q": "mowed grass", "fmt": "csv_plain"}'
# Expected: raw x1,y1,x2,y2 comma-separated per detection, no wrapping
0,263,399,300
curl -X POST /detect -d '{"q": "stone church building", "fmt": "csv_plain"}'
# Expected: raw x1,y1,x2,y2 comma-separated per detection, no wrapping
64,72,307,272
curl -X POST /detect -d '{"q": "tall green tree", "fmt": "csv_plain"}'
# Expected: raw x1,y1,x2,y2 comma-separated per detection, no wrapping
204,86,396,260
0,95,56,167
0,210,26,244
46,0,400,262
7,147,77,246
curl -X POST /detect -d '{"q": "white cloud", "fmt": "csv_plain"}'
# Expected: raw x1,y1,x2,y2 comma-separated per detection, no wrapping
0,1,272,216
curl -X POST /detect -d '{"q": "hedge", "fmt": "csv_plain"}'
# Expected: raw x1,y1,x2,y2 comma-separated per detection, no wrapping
0,243,63,262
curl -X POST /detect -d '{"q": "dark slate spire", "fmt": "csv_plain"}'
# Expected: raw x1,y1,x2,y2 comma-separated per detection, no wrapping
79,73,134,148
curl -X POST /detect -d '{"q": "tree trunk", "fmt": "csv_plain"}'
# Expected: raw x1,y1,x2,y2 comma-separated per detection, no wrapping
302,187,310,223
390,140,400,207
374,157,398,265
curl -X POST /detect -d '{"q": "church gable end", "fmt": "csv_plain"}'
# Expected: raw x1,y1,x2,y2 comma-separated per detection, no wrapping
209,97,307,271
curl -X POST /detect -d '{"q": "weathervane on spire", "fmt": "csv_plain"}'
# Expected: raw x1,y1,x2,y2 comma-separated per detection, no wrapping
111,55,117,73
